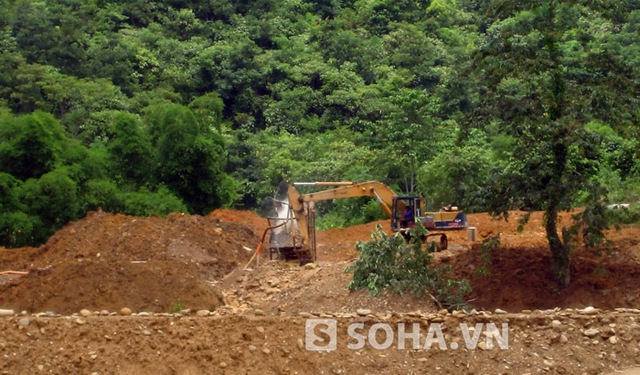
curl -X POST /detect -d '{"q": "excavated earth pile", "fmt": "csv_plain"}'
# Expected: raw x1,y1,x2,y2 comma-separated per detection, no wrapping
0,210,257,314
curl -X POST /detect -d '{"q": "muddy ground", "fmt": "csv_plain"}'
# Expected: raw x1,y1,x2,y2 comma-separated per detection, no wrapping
1,208,640,374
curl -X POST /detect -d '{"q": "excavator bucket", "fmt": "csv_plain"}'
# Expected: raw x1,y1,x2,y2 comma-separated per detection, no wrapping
265,185,316,265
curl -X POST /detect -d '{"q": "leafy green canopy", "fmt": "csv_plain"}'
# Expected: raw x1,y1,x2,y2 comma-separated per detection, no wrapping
468,0,639,287
146,102,230,214
347,223,471,311
0,0,639,255
0,112,65,180
0,106,224,247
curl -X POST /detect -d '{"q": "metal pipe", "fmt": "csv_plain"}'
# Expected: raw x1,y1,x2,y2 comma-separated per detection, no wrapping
293,181,354,186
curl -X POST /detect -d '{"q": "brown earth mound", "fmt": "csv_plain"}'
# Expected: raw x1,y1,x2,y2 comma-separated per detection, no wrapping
303,210,640,312
2,208,640,314
447,211,640,311
208,208,269,238
0,210,258,314
449,244,640,311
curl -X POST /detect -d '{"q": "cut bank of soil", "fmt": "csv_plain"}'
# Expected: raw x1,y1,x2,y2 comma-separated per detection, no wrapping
4,209,638,314
1,208,640,375
0,210,257,314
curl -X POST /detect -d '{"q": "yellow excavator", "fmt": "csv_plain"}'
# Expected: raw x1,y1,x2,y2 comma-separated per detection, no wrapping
265,181,467,264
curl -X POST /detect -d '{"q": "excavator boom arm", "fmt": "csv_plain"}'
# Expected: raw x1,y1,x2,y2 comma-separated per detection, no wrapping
286,181,403,252
292,181,399,218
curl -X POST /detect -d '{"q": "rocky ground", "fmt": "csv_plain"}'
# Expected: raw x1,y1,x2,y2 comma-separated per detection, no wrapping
1,208,640,374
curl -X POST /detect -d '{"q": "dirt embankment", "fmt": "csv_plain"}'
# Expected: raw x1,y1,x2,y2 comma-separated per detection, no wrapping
1,208,640,375
3,209,639,314
0,210,257,314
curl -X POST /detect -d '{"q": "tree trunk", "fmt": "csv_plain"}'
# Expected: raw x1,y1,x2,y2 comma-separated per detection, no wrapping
544,0,570,288
544,208,570,288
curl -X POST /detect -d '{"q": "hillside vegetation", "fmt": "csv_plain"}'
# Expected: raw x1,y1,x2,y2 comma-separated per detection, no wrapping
1,0,639,254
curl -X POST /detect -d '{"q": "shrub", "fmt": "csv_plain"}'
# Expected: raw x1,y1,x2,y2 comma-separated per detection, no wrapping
121,187,188,216
605,203,640,226
0,211,39,247
346,223,472,311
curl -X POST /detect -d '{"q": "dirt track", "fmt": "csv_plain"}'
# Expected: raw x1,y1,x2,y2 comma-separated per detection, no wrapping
1,209,640,374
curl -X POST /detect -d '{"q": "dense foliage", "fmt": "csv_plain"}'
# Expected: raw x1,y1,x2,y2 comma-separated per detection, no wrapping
1,0,639,284
468,0,640,286
346,223,471,310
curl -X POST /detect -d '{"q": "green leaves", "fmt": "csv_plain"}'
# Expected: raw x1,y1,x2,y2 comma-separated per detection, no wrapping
346,223,471,311
417,131,494,211
107,111,152,184
120,187,188,216
0,103,231,246
147,102,231,214
0,112,66,180
24,168,80,228
467,0,640,287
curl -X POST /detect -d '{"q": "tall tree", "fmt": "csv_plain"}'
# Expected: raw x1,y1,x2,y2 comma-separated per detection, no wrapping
145,103,230,214
107,112,152,185
470,0,628,287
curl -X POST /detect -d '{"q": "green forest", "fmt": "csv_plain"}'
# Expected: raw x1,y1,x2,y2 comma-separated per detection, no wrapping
1,0,639,275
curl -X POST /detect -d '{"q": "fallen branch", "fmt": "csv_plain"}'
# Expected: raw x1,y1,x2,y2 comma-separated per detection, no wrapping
0,271,28,275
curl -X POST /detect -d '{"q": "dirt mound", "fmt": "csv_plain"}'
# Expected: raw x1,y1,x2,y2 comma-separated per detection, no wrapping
442,211,640,311
313,211,577,261
207,208,640,312
0,210,259,314
208,208,269,239
446,244,640,311
316,220,388,261
218,260,444,316
309,210,640,312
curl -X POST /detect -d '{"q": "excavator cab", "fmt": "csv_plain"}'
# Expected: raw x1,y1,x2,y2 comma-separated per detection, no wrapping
391,196,467,251
391,196,423,231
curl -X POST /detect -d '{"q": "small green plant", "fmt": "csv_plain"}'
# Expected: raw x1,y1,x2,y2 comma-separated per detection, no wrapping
345,223,472,311
476,234,500,277
169,300,184,313
592,267,609,278
476,265,491,277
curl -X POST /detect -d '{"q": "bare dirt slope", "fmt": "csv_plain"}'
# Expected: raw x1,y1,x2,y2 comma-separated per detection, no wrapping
0,210,256,314
1,209,640,374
